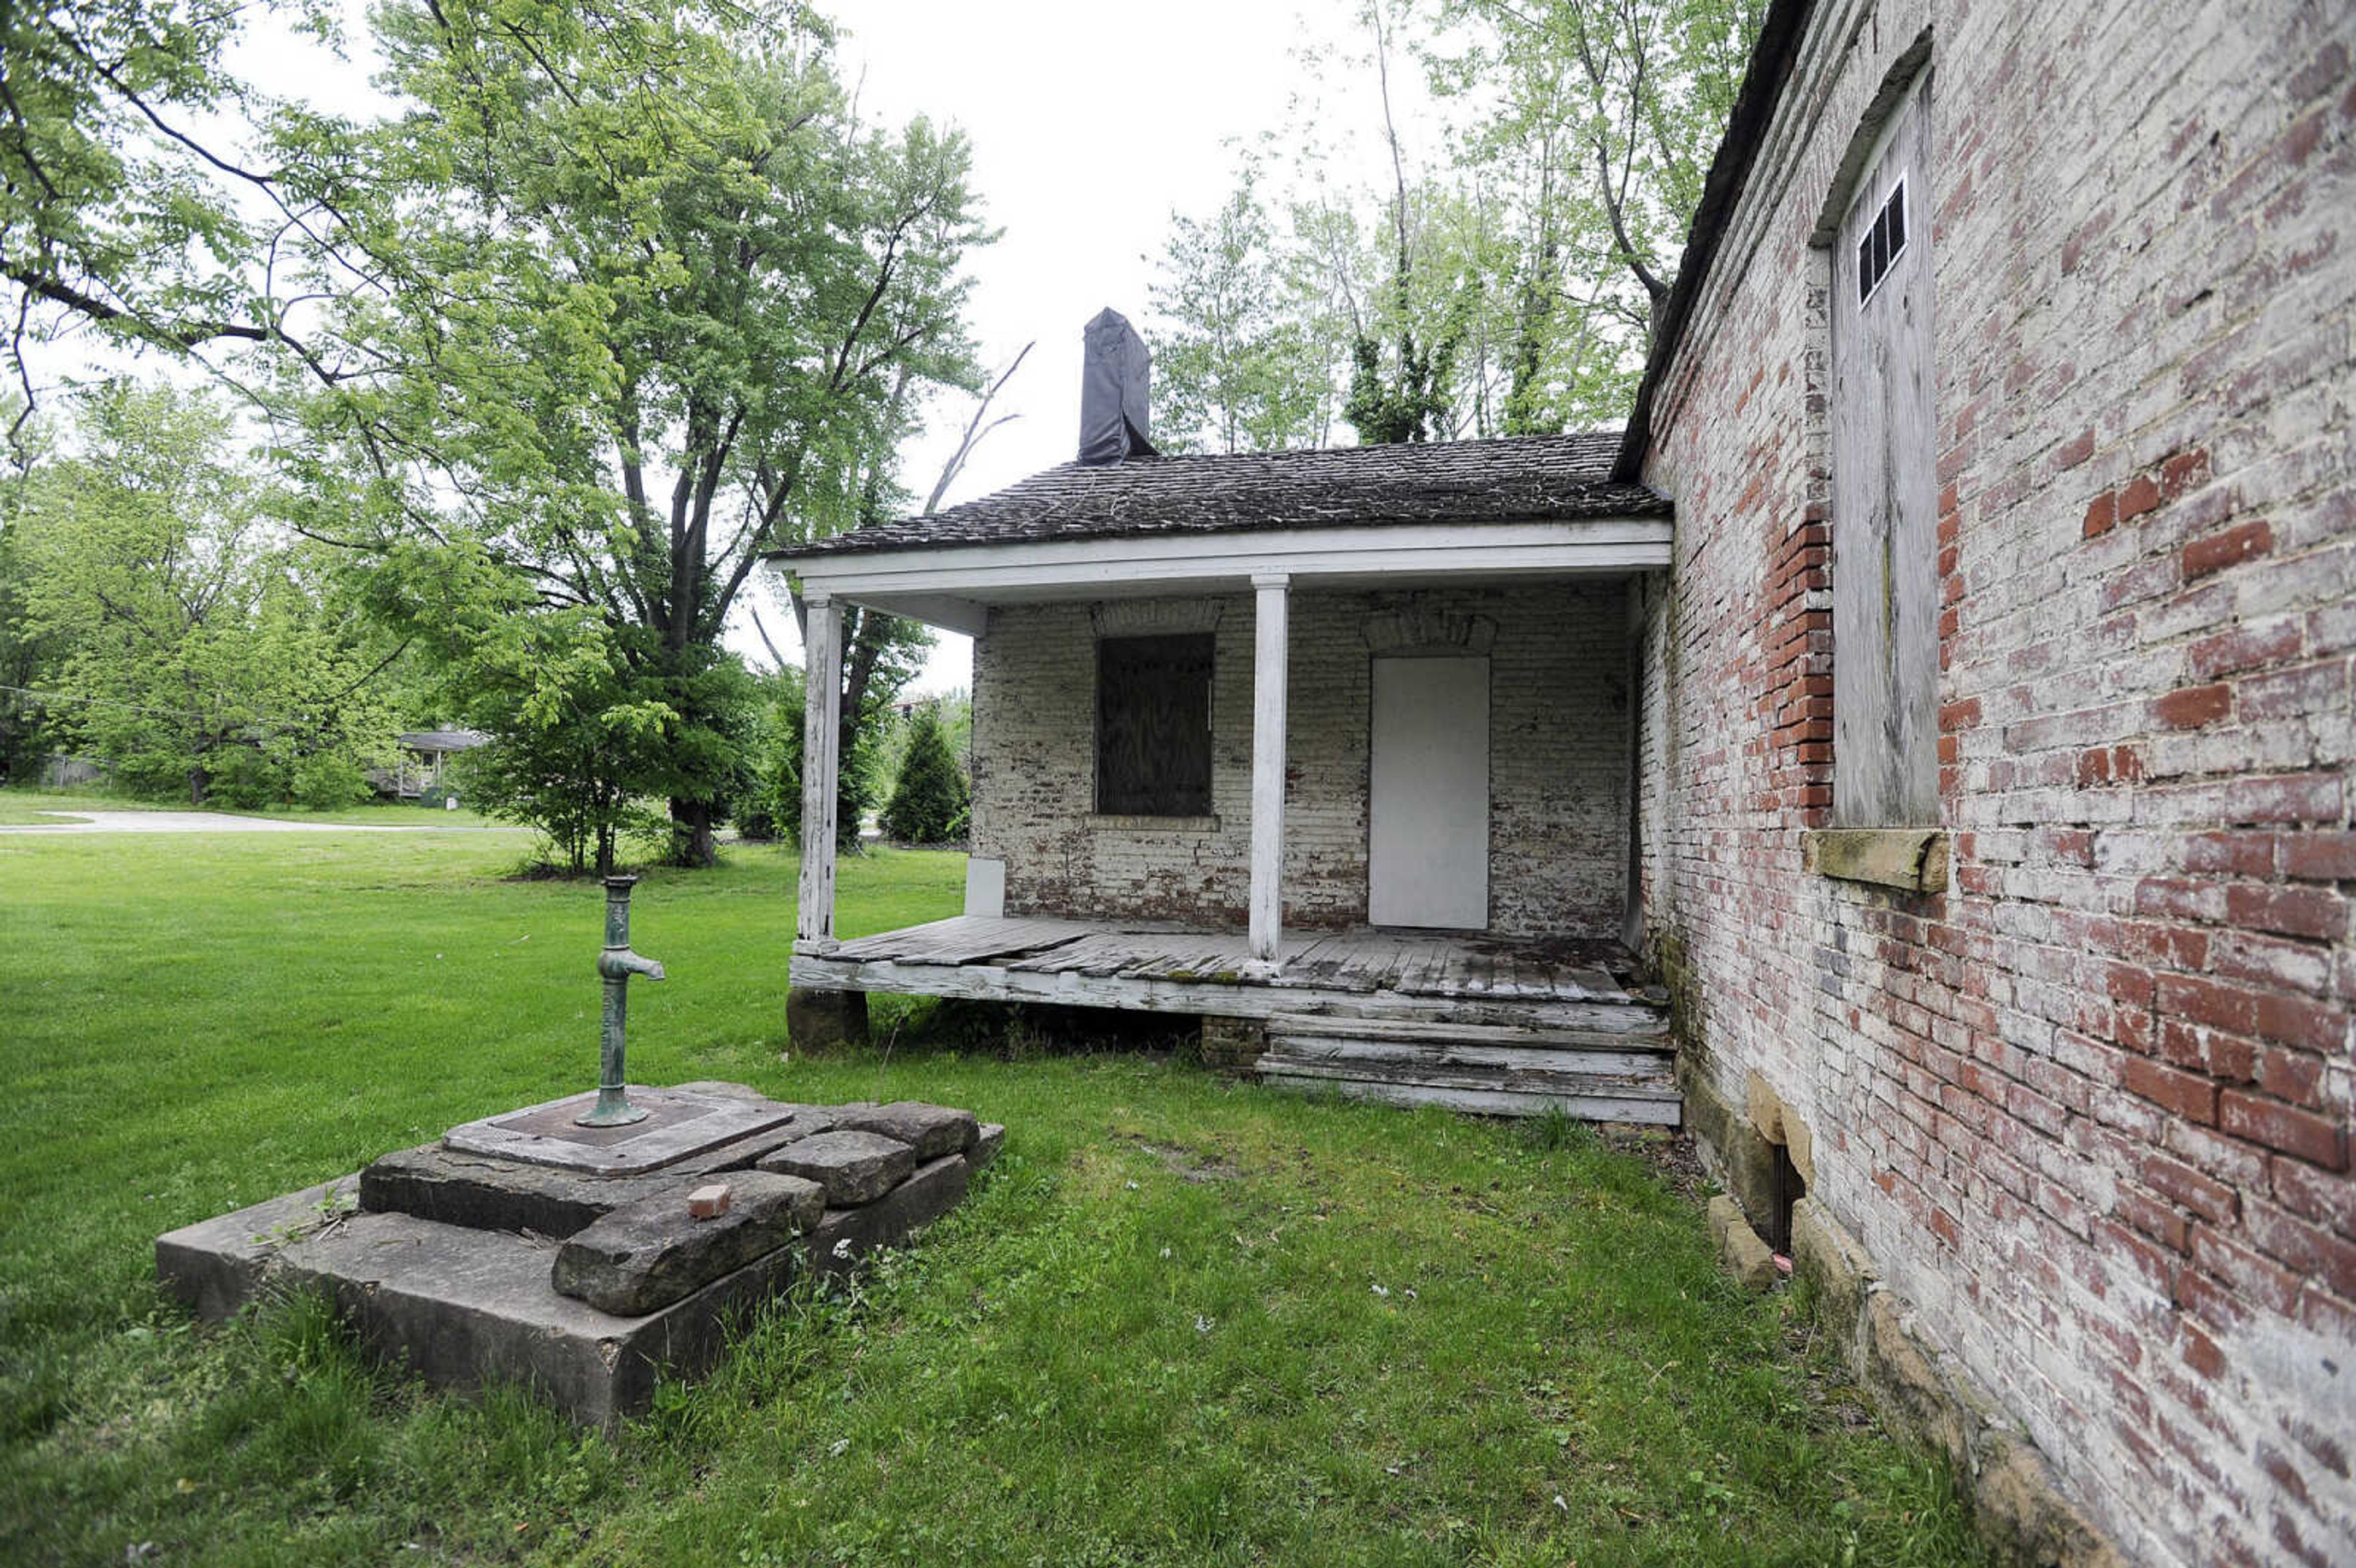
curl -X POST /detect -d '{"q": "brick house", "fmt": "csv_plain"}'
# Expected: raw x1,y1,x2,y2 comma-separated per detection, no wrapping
772,0,2352,1559
776,309,1686,1121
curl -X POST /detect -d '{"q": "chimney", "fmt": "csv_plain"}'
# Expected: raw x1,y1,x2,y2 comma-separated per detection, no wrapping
1078,307,1156,464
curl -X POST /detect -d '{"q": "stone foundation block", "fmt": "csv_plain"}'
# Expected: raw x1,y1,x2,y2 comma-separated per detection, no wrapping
787,985,869,1048
156,1175,358,1323
758,1129,916,1206
835,1101,978,1159
1706,1193,1777,1292
552,1170,825,1315
971,1123,1006,1170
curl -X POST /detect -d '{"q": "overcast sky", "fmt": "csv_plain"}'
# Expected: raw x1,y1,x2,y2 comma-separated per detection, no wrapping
817,1,1412,690
96,2,1426,694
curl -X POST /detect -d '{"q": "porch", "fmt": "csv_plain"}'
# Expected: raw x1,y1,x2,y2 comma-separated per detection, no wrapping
791,917,1678,1124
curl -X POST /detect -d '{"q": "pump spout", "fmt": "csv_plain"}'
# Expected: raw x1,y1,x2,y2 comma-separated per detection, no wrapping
598,948,666,983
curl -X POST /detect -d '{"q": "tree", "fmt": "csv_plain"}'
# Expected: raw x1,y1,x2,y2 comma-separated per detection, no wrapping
1140,0,1761,445
10,381,403,803
880,703,969,844
0,0,361,446
1148,172,1339,454
272,0,988,867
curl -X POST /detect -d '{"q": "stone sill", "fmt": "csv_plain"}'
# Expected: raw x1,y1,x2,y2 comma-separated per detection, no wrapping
1802,828,1950,894
1086,813,1222,833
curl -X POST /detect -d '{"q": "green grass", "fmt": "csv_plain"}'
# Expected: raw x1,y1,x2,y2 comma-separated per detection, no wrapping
0,824,1985,1566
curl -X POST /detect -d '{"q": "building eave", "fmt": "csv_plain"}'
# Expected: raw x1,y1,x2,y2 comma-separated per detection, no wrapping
767,516,1676,634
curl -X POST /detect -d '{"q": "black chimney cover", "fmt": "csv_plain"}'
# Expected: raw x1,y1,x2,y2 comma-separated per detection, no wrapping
1079,307,1156,465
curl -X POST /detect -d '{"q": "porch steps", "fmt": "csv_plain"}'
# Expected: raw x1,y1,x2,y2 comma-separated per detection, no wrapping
1256,1011,1679,1126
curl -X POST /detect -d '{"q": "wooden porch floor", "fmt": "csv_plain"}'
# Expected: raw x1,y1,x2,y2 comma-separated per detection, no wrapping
798,916,1659,1020
796,917,1678,1124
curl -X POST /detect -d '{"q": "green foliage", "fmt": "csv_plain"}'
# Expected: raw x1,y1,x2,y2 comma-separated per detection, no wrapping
880,704,969,844
6,382,403,804
260,0,987,867
1142,0,1762,447
1149,171,1341,454
0,0,345,393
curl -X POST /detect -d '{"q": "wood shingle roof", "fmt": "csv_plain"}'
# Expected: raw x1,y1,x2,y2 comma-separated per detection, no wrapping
773,431,1668,559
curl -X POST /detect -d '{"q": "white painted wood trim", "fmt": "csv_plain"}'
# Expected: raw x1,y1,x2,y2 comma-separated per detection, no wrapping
787,519,1673,611
1248,577,1289,966
796,596,841,949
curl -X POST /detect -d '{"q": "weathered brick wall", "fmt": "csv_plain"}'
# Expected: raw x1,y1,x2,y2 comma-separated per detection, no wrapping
971,583,1632,937
1636,2,2354,1562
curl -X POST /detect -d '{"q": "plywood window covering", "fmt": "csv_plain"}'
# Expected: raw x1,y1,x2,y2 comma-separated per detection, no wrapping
1096,633,1214,817
1830,77,1939,828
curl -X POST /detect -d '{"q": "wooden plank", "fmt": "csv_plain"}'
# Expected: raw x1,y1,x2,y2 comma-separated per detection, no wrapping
795,597,841,947
1264,1036,1674,1080
1832,76,1939,827
1255,1051,1675,1101
1267,1012,1670,1052
1255,1069,1682,1126
785,953,1668,1032
831,915,982,961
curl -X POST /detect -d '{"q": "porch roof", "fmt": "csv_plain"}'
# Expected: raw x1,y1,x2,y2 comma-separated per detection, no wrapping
772,431,1665,563
767,432,1673,635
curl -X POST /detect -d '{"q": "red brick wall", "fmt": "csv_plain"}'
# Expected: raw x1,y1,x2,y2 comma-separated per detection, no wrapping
1637,2,2354,1561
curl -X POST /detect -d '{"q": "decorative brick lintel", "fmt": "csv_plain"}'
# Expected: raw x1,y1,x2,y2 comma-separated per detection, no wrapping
1801,827,1950,893
1084,813,1223,833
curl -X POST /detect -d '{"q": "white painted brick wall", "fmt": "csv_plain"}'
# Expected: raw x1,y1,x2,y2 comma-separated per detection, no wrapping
971,583,1632,936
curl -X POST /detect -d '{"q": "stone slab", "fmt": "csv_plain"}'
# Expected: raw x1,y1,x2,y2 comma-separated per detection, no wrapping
366,1106,835,1238
155,1175,360,1322
972,1123,1006,1170
806,1153,970,1273
444,1086,799,1176
834,1101,978,1159
1707,1194,1777,1293
553,1171,825,1315
756,1129,915,1206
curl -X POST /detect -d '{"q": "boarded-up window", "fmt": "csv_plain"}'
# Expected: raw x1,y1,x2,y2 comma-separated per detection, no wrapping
1831,77,1938,826
1096,634,1214,816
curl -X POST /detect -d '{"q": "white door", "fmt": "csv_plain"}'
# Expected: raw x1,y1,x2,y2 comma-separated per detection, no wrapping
1368,655,1489,929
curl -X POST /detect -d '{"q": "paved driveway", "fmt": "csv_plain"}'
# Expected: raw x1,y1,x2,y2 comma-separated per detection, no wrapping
0,810,438,834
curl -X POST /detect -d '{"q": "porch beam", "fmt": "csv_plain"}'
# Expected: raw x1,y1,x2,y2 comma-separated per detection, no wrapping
796,592,842,951
1249,572,1289,968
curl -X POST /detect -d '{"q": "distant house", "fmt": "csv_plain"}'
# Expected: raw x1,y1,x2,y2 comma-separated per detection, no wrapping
375,728,489,799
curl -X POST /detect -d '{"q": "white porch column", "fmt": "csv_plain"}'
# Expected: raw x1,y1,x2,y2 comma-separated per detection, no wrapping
796,592,842,951
1248,572,1290,968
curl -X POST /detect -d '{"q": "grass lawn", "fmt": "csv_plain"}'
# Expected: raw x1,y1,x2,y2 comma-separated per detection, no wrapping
0,824,1985,1566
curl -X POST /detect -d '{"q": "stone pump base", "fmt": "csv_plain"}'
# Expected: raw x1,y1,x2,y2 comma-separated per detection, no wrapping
156,1082,1003,1427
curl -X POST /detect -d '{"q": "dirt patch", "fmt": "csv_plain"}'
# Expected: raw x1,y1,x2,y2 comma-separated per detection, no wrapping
1601,1126,1708,1204
1113,1132,1241,1183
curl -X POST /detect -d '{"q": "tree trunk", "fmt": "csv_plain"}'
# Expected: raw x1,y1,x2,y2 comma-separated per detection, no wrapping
668,796,718,867
187,766,208,805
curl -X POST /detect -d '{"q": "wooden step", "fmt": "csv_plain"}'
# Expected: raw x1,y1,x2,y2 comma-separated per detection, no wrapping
1257,1007,1680,1126
1256,1064,1682,1126
1267,1012,1670,1058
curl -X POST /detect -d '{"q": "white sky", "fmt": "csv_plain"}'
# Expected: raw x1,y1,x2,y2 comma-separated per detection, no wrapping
58,1,1433,696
